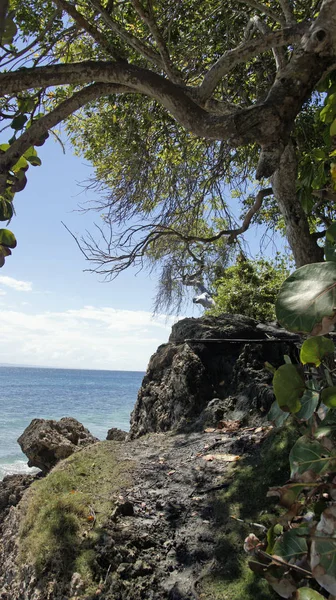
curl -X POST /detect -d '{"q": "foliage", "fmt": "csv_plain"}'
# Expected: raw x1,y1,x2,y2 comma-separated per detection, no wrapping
245,224,336,598
0,1,335,301
209,257,289,322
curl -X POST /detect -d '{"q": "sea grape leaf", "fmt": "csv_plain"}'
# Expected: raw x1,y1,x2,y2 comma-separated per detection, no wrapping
0,198,13,221
26,155,42,166
320,386,336,408
268,401,289,427
12,155,28,172
273,364,305,413
294,589,327,600
275,262,336,335
310,507,336,594
11,114,28,131
296,389,320,420
0,229,17,248
273,528,308,562
300,336,334,367
289,435,333,477
265,574,297,599
325,222,336,261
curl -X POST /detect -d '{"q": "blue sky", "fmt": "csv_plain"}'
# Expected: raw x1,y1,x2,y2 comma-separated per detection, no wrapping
0,137,284,370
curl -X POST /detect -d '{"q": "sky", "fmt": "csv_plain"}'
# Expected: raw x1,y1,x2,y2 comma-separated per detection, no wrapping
0,140,190,370
0,137,284,371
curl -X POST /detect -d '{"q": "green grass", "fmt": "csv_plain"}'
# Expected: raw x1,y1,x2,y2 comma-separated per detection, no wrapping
19,441,135,586
200,425,299,599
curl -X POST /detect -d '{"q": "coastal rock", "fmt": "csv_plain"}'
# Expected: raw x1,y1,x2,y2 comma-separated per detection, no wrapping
130,313,299,437
0,473,38,524
106,427,127,441
17,416,98,473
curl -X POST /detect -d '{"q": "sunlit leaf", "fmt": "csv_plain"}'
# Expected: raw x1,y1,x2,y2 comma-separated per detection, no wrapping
0,229,17,249
300,336,334,367
273,364,305,413
289,435,333,477
296,389,320,420
275,262,336,335
320,386,336,408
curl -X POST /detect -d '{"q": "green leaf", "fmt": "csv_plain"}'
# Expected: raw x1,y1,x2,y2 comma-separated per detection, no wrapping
330,118,336,137
0,228,17,249
0,198,13,221
11,114,28,131
0,143,10,152
295,588,327,600
273,364,305,413
12,155,28,172
273,528,308,561
275,262,336,335
267,401,290,427
289,435,333,477
296,389,320,420
300,336,334,367
2,16,17,44
18,97,36,114
321,386,336,408
26,155,42,167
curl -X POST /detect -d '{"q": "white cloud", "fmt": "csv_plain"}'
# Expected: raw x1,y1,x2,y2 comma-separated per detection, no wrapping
0,276,32,292
0,306,182,370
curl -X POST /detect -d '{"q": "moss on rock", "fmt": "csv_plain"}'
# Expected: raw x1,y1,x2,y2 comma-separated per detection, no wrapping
19,441,135,588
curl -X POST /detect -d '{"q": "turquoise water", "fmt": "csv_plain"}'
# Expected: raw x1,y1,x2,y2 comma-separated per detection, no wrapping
0,366,144,480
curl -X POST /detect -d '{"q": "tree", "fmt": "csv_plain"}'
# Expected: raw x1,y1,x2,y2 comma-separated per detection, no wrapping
209,255,289,322
0,0,336,301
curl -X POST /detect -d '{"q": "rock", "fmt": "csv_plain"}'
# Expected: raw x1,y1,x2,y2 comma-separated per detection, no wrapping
130,314,299,437
0,473,38,523
18,417,98,473
106,427,127,441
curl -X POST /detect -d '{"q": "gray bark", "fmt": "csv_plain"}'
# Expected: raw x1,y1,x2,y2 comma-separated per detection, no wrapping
271,141,324,267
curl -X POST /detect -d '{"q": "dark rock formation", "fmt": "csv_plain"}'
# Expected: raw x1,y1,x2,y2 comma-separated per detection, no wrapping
18,416,98,473
0,473,39,524
106,427,127,441
130,314,299,437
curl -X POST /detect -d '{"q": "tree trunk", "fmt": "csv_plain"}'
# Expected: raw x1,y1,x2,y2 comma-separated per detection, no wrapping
271,141,324,267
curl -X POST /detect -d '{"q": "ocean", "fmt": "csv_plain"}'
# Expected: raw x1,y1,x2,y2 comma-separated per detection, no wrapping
0,366,144,480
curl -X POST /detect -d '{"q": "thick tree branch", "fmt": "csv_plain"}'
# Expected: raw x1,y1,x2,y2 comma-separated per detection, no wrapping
198,22,308,102
0,82,133,194
130,0,182,84
252,16,286,71
88,0,164,69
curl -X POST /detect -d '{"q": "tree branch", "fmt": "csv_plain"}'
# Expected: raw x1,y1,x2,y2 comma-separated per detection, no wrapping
88,0,164,69
0,82,133,194
236,0,285,25
277,0,296,25
129,0,182,84
54,0,123,60
198,22,307,102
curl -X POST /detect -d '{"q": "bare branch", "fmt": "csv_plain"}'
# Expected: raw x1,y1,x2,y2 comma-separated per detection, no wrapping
198,22,308,102
54,0,123,60
130,0,183,84
88,0,164,69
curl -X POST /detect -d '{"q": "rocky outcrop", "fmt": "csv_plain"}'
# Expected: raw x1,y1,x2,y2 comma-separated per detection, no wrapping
17,416,98,474
106,427,127,441
130,314,299,437
0,473,40,525
0,426,294,600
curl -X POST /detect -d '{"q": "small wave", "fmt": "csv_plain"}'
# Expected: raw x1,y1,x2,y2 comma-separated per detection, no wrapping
0,460,40,481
